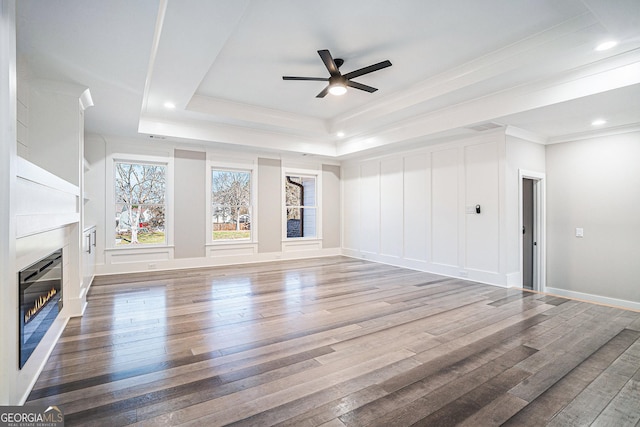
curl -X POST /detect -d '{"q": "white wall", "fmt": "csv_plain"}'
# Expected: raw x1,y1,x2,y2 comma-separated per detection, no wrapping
1,0,18,405
342,163,360,251
464,142,501,273
380,157,403,259
343,131,512,285
403,153,429,263
431,147,459,268
504,134,546,283
546,131,640,307
16,56,29,157
359,160,381,255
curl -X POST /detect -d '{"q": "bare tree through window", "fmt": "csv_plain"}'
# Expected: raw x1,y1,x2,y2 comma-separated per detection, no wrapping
115,162,166,245
212,170,251,240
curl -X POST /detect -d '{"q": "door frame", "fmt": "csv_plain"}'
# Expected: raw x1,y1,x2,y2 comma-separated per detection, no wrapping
518,170,546,292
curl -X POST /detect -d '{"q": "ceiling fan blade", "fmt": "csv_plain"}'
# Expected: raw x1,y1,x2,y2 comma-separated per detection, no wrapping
316,85,330,98
283,76,328,81
347,80,378,93
343,60,392,80
318,49,340,77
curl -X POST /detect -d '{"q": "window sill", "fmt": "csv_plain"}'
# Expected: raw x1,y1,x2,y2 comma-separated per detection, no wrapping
105,244,174,252
206,241,257,247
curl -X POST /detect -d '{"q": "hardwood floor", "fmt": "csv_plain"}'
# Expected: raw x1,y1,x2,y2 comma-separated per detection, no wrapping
26,256,640,426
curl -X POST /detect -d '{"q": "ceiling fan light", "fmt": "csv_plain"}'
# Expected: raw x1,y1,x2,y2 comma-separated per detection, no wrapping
329,83,347,96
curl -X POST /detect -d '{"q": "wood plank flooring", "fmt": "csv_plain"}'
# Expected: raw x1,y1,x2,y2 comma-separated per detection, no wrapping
26,256,640,426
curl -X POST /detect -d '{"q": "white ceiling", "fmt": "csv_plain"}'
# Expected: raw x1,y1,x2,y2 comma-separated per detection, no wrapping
16,0,640,159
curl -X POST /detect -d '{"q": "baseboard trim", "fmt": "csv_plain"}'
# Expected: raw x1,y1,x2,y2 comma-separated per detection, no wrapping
545,287,640,312
340,252,508,288
94,247,342,277
19,315,70,405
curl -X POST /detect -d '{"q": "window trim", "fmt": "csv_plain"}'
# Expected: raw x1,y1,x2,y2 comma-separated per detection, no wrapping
206,154,258,246
282,165,322,241
106,152,174,250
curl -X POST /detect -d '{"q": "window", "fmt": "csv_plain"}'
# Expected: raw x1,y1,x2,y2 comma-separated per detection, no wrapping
285,175,317,238
114,162,166,245
212,169,251,241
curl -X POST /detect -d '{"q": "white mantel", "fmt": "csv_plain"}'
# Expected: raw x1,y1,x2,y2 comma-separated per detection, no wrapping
16,156,80,238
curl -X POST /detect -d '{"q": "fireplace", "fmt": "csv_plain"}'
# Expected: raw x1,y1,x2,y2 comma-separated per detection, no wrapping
18,249,63,369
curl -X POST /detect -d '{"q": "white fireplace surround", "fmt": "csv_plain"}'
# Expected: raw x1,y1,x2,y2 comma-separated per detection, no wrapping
12,157,83,403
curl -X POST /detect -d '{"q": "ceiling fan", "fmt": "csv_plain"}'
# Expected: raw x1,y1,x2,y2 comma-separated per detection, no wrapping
283,49,392,98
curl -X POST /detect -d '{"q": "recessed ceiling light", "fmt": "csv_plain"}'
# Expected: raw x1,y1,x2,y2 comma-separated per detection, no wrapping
163,101,176,109
591,119,607,126
595,40,618,51
337,131,345,138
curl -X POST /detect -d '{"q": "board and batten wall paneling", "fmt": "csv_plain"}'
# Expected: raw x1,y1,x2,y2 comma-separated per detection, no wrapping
546,132,640,305
380,157,403,258
173,149,206,259
359,160,381,254
342,164,360,251
464,142,500,273
322,164,341,249
431,148,459,267
257,158,282,254
403,153,429,263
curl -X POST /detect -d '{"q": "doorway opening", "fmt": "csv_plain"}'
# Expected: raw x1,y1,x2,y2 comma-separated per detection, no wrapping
522,179,535,290
519,170,545,292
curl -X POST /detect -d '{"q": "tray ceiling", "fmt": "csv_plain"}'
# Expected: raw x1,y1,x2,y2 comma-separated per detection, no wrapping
17,0,640,158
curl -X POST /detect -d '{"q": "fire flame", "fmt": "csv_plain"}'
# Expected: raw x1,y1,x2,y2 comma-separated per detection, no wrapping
24,287,57,324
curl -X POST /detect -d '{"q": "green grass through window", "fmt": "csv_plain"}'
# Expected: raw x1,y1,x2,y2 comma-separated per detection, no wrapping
213,231,250,240
116,232,165,245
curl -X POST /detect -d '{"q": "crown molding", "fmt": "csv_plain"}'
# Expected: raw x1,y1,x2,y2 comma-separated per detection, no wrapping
505,126,548,144
187,95,327,135
138,115,337,157
547,123,640,144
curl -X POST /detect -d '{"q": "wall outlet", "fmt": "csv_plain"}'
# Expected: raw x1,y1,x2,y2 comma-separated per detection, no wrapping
575,228,584,238
148,263,157,269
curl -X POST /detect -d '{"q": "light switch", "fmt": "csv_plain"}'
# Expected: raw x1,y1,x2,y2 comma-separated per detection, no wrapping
575,227,584,238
